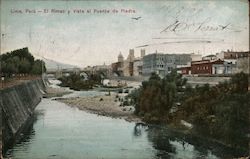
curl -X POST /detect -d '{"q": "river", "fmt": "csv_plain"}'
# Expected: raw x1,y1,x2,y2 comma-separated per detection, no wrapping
4,86,245,159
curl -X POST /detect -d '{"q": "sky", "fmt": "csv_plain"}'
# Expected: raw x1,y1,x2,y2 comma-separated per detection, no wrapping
1,0,249,68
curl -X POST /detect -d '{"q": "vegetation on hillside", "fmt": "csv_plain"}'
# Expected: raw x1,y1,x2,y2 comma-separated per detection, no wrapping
0,47,46,76
127,71,249,150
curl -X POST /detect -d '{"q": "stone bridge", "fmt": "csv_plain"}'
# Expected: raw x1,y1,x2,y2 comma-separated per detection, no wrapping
46,68,110,79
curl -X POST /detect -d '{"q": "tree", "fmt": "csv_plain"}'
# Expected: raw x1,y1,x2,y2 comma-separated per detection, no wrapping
0,47,47,76
215,94,250,147
19,58,31,73
31,60,46,75
231,72,248,94
178,72,249,150
131,70,182,122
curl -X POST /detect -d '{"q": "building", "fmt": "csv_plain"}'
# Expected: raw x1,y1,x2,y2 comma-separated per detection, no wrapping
132,49,145,76
142,53,166,76
121,50,135,76
111,49,135,77
142,52,193,77
191,53,202,61
217,50,249,64
202,54,218,61
122,61,133,76
127,49,135,62
133,58,143,76
179,66,191,75
141,49,146,57
111,49,146,77
191,59,232,75
118,52,124,63
218,50,249,59
111,62,123,76
216,50,249,74
111,52,126,76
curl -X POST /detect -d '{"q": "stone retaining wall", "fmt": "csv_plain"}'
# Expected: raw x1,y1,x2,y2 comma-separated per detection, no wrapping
0,79,45,153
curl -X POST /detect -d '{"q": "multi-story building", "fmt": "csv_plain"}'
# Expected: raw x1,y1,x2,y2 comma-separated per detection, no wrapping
216,50,249,74
217,50,249,64
142,52,193,77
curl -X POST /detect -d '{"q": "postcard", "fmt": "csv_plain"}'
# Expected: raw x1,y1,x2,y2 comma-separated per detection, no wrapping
1,0,249,159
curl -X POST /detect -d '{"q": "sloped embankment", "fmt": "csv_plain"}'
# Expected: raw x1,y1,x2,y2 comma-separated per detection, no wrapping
1,79,45,153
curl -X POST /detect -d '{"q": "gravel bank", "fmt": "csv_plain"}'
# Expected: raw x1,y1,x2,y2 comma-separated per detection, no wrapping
57,93,141,122
44,87,72,98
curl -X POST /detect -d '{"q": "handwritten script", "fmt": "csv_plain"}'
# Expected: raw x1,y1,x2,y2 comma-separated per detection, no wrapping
159,5,241,34
160,18,233,33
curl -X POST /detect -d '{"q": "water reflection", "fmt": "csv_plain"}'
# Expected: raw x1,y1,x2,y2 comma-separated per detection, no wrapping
133,123,247,159
4,110,43,157
133,123,148,137
147,128,176,159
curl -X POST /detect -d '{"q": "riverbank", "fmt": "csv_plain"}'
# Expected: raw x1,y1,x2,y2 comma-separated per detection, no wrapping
57,92,141,122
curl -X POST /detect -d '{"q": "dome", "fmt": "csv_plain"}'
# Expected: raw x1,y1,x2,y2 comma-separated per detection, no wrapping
118,52,124,62
118,52,123,58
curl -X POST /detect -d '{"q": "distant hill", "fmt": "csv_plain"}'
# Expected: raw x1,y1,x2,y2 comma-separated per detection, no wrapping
43,58,79,71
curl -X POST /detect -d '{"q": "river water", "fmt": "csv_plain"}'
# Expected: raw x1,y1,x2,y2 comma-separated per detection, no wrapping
4,88,245,159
